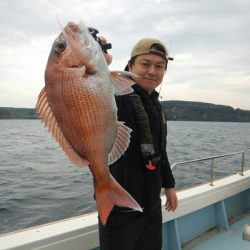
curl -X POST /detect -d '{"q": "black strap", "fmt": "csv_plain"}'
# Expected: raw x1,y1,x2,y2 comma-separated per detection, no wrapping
88,27,112,53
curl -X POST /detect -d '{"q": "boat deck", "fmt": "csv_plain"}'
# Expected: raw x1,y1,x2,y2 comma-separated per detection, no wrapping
183,212,250,250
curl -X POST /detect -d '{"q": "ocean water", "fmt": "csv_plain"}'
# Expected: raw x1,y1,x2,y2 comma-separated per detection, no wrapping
0,120,249,235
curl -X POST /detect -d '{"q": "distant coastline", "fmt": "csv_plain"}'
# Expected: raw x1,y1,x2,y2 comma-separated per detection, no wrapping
0,107,36,119
1,101,250,122
161,101,250,122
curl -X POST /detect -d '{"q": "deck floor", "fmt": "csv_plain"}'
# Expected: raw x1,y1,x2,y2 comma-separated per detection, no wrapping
183,213,250,250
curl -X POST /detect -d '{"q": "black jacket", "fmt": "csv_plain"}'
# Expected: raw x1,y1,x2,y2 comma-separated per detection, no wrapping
110,84,175,212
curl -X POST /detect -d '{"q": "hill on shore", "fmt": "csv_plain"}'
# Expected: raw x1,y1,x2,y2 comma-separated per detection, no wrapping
161,101,250,122
1,101,250,122
0,107,36,119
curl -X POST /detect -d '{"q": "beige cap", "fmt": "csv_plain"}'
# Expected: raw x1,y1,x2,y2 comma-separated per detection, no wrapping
130,38,169,61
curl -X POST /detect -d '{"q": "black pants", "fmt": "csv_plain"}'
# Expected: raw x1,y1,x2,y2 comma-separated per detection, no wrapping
98,207,162,250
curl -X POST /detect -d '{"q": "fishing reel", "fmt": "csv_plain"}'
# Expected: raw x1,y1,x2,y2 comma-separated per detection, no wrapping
88,27,112,53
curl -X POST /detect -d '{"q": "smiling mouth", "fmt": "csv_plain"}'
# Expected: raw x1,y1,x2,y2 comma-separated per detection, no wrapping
144,78,157,81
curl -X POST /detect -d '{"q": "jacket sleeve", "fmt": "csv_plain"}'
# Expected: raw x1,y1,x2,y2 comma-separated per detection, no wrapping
161,149,175,188
160,114,175,188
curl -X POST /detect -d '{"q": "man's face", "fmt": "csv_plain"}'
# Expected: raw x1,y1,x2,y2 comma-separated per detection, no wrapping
129,54,167,94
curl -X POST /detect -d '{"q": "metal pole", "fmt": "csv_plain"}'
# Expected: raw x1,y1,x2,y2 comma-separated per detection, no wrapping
210,158,214,186
241,152,245,176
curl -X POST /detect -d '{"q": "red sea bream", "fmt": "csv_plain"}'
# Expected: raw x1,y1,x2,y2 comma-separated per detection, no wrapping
36,21,142,225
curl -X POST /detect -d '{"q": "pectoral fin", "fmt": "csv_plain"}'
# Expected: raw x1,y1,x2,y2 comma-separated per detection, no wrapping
110,71,136,95
108,121,132,165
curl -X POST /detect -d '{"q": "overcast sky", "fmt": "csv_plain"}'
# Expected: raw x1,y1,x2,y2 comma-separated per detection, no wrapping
0,0,249,110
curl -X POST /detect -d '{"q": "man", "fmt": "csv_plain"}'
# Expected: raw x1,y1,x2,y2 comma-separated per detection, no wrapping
99,38,178,250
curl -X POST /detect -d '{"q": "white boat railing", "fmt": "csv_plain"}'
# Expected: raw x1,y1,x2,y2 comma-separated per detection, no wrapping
171,147,250,186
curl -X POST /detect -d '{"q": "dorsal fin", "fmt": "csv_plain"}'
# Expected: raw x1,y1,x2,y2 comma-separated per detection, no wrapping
36,87,89,168
108,121,132,165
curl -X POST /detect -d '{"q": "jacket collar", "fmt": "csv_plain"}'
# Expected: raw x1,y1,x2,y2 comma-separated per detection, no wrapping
132,84,159,103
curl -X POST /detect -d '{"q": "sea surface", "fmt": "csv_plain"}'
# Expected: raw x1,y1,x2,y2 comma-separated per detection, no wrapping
0,120,250,235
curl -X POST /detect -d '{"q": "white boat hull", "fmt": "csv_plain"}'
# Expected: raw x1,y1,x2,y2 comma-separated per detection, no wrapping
1,170,249,250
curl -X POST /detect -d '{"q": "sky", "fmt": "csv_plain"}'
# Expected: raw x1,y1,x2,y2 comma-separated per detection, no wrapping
0,0,249,110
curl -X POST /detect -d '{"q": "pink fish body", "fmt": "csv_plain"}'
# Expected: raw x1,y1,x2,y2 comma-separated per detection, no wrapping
36,21,142,224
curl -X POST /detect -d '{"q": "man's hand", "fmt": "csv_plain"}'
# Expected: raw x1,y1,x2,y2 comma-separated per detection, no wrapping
99,36,113,65
164,188,178,212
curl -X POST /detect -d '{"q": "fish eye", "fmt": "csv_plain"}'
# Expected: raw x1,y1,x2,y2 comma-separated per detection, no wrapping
55,41,66,53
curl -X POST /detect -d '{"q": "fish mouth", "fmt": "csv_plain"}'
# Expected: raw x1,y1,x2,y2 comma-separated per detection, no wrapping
63,21,93,53
78,21,92,49
63,21,96,72
64,22,91,47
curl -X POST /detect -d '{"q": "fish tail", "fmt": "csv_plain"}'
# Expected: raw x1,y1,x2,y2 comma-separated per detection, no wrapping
95,176,142,225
